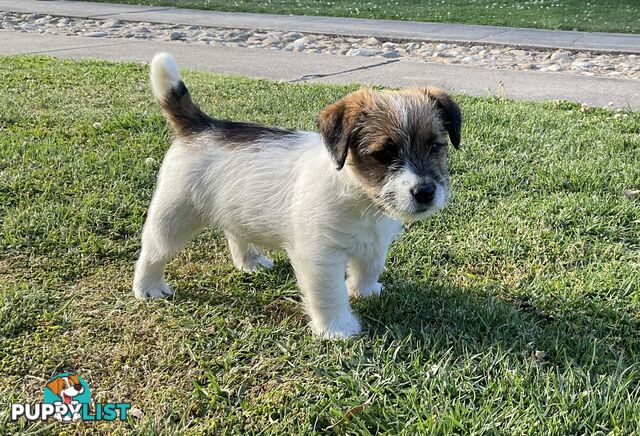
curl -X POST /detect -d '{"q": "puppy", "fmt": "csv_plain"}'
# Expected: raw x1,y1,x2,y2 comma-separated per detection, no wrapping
46,374,84,422
133,53,462,338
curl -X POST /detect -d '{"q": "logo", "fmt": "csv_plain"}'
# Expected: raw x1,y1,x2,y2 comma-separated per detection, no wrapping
11,372,131,423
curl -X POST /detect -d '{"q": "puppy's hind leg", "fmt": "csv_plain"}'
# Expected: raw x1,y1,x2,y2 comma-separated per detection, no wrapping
226,233,274,272
133,191,203,299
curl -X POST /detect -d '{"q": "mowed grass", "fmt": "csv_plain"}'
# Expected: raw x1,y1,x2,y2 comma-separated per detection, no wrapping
1,55,639,434
83,0,640,34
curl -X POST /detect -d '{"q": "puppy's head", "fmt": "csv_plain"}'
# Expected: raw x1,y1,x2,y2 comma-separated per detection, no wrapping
319,87,462,221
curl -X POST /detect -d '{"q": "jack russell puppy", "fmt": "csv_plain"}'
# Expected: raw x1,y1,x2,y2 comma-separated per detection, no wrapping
133,53,462,339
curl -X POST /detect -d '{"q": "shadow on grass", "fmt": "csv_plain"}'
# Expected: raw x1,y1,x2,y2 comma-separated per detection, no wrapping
174,259,639,372
355,279,640,371
174,259,304,325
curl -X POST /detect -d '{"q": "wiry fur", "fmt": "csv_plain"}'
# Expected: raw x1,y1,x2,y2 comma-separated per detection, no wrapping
134,53,462,339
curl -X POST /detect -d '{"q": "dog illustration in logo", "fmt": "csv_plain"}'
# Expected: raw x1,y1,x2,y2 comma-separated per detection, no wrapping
46,374,84,422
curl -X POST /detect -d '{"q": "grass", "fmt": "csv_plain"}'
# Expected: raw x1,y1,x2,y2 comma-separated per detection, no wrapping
83,0,640,34
1,55,639,434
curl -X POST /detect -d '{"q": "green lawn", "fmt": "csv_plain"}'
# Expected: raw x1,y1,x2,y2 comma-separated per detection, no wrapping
1,55,639,434
83,0,640,34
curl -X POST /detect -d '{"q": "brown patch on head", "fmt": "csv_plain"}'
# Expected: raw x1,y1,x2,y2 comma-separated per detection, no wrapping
418,86,462,148
318,88,374,170
319,87,462,209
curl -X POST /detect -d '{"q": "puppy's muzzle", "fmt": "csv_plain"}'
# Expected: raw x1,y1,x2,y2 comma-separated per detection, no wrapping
411,182,437,206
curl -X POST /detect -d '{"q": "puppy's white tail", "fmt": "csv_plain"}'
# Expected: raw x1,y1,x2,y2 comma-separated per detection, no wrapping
149,53,212,135
150,52,182,102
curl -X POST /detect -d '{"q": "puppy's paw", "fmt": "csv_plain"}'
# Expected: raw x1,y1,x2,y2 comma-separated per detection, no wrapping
312,311,362,339
347,280,383,298
133,282,174,299
240,254,275,273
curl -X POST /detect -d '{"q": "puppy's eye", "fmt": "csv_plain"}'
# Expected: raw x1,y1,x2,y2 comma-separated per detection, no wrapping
431,142,446,151
371,149,395,165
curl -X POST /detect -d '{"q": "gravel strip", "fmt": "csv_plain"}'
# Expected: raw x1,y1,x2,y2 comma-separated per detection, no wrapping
2,11,639,80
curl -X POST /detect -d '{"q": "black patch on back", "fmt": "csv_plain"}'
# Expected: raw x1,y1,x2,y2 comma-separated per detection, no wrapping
211,119,296,144
163,81,295,142
161,81,215,135
172,81,189,100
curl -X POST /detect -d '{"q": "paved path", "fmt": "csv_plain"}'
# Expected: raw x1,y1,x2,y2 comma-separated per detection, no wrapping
3,31,638,109
1,1,639,108
2,0,640,54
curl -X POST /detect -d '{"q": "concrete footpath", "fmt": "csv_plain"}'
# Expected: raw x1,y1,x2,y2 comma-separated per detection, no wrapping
3,31,638,109
1,0,639,108
3,0,640,54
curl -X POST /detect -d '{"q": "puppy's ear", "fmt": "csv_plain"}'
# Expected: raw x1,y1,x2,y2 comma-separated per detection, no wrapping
319,89,369,170
425,87,462,149
46,378,64,396
319,99,350,170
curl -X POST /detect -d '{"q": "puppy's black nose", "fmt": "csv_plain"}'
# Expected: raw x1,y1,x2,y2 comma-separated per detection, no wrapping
411,184,436,205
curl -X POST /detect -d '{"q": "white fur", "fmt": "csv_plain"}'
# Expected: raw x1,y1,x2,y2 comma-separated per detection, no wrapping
135,54,423,339
150,52,181,101
133,129,403,338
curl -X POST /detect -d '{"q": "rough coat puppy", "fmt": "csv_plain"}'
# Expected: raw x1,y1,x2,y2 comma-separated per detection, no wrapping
133,53,462,338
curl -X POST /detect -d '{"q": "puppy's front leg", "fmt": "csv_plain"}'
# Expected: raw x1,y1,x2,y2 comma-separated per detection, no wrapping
290,249,361,339
347,228,398,298
346,251,386,298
